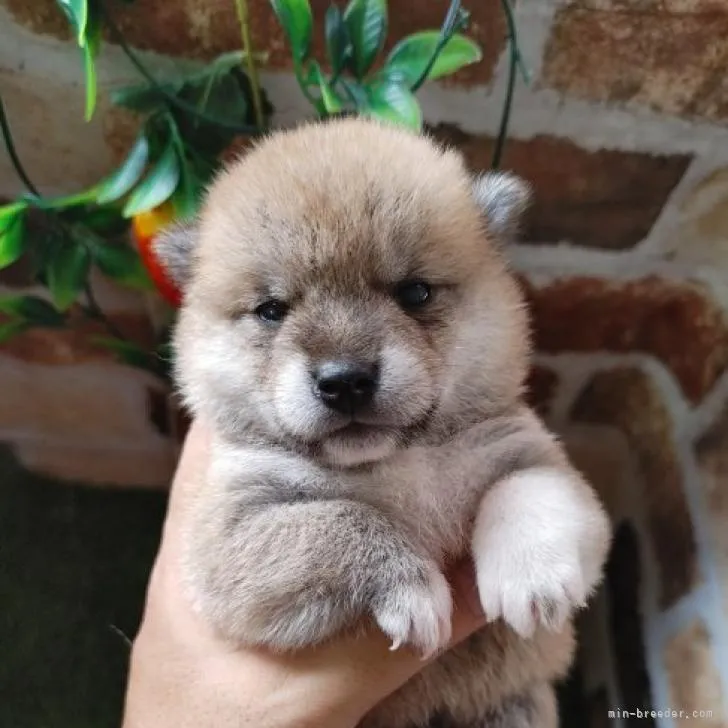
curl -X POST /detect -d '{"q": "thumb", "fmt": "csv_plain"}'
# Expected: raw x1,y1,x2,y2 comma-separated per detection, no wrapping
339,560,486,720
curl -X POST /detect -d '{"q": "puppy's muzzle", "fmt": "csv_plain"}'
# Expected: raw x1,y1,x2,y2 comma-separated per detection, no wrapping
313,360,379,414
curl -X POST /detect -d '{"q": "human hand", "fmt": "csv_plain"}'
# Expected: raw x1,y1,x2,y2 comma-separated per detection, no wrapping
121,418,486,728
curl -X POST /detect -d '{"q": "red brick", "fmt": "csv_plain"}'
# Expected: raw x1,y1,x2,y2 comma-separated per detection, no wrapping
431,125,691,249
3,0,71,41
543,3,728,123
521,275,728,403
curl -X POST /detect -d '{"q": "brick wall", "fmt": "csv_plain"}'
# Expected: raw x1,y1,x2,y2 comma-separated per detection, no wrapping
2,1,728,724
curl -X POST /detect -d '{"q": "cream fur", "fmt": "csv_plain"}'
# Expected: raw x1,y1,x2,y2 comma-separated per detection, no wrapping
473,467,610,638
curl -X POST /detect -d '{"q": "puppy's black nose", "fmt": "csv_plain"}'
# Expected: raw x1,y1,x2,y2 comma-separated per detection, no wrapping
314,360,379,413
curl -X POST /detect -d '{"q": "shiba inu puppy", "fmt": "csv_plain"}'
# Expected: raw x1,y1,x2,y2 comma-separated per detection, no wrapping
155,117,611,727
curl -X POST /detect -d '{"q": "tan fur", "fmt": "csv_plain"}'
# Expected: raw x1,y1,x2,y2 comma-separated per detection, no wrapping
157,118,611,727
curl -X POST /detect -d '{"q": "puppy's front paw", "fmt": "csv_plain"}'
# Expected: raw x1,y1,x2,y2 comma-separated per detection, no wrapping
473,468,607,639
372,563,452,658
475,536,585,638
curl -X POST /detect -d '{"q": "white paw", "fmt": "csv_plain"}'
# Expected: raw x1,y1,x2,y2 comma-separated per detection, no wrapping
373,565,453,658
475,539,586,638
472,468,607,639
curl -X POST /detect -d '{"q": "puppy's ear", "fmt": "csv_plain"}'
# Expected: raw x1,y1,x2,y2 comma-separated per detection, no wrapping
472,171,531,242
153,222,199,290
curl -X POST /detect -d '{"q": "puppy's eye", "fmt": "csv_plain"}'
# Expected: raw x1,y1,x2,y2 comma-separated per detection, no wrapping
255,299,289,323
394,281,432,310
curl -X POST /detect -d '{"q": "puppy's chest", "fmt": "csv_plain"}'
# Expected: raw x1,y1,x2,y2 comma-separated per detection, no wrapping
357,446,480,559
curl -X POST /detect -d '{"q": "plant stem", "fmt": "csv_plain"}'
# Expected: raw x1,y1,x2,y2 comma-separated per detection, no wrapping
233,0,265,129
410,0,465,93
502,0,531,84
0,94,41,197
82,279,129,342
100,3,263,134
491,0,520,170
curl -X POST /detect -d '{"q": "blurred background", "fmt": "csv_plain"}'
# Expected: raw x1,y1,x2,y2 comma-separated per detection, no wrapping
2,1,728,726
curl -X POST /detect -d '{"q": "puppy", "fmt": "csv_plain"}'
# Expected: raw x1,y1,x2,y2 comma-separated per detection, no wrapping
155,117,611,728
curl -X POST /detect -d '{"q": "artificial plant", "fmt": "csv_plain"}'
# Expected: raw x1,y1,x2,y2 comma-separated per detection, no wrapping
0,0,526,385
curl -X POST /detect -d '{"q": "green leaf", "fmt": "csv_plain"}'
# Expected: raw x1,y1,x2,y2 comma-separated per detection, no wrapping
96,135,150,205
82,23,100,121
344,0,387,78
57,206,128,238
0,319,30,343
47,240,91,311
365,81,422,131
80,208,128,233
91,242,153,290
122,142,181,218
111,79,184,114
210,50,247,73
0,295,66,327
0,201,28,219
57,0,100,119
36,187,99,211
192,72,249,127
309,61,344,114
171,166,203,220
382,31,482,87
270,0,313,65
56,0,88,46
0,208,26,270
325,6,351,77
339,78,369,109
167,123,203,220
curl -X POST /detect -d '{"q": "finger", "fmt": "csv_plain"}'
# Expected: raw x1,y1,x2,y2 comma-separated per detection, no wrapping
315,560,485,718
448,559,485,643
167,417,212,514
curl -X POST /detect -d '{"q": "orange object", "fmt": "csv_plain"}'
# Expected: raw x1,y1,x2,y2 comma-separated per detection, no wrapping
131,202,182,308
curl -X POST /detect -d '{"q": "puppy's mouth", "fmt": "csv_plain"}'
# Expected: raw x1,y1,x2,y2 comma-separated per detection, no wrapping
300,411,433,467
322,415,399,443
333,421,379,437
327,416,404,441
319,420,400,467
324,407,433,442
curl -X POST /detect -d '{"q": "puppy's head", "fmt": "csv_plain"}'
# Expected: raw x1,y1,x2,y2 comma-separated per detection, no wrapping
157,118,531,467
